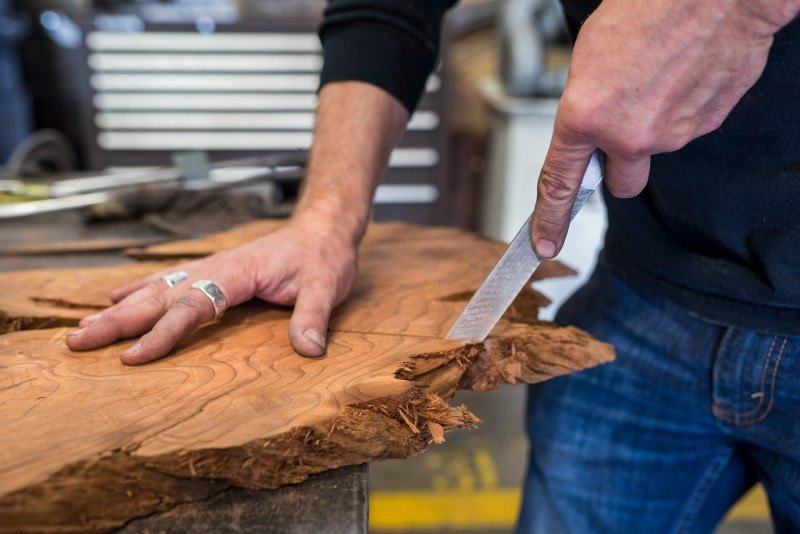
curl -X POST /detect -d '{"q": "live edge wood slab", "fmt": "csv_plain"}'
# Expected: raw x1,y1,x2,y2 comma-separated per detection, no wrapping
0,221,614,532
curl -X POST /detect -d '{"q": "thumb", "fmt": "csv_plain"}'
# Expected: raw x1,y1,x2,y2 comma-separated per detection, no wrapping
530,124,594,259
288,285,335,358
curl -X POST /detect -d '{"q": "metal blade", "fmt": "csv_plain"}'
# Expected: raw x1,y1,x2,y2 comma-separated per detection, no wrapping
446,150,605,342
445,215,541,341
0,192,112,219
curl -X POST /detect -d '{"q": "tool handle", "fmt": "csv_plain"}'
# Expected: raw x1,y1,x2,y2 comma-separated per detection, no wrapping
570,150,605,220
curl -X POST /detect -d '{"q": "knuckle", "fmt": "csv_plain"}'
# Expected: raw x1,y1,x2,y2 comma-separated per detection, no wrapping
559,93,599,137
564,110,595,138
173,294,203,311
538,169,577,203
613,134,653,160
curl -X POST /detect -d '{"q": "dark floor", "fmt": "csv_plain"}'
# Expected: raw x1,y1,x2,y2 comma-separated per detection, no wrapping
369,385,772,533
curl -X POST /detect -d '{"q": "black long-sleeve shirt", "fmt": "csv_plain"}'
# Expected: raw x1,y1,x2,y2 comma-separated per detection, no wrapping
318,0,456,112
318,1,800,336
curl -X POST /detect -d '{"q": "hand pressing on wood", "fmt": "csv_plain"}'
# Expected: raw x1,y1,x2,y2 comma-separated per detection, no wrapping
530,0,800,258
65,217,358,362
66,81,410,363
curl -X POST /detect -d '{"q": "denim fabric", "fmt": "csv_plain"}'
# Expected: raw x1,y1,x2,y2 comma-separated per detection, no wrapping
517,264,800,534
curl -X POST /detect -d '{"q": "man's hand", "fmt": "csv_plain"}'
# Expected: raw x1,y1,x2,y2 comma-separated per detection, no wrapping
531,0,800,258
65,81,410,364
65,216,358,363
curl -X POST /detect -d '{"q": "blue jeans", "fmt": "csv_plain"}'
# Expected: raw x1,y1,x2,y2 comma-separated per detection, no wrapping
518,264,800,533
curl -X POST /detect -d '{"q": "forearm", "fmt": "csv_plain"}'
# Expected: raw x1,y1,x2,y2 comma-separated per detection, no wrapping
293,81,409,247
297,0,455,246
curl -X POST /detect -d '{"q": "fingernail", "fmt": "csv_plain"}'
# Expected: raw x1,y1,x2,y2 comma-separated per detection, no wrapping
303,329,326,350
67,327,87,337
82,312,103,324
535,239,556,258
121,342,143,357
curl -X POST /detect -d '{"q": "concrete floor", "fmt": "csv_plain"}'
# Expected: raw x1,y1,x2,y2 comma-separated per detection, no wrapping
369,385,773,533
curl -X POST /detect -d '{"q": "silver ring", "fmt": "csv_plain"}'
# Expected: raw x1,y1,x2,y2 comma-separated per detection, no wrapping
190,279,228,320
161,270,189,288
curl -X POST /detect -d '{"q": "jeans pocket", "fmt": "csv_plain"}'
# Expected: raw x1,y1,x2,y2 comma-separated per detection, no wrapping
711,327,788,427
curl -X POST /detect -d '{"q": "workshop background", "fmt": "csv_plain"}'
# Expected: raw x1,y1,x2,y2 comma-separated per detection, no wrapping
0,0,772,532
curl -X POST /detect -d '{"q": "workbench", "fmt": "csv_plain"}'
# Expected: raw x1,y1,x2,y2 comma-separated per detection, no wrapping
0,212,368,534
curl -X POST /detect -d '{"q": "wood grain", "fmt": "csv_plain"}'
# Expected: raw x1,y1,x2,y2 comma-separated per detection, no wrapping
0,221,574,338
0,262,171,333
0,221,612,531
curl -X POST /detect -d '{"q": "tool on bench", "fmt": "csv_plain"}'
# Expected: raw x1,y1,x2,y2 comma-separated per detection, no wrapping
0,148,307,220
446,150,605,342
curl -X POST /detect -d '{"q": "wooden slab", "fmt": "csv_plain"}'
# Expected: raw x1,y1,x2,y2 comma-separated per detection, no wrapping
124,220,464,260
0,222,574,338
124,220,576,282
0,262,171,333
0,222,612,531
0,236,169,256
0,306,612,531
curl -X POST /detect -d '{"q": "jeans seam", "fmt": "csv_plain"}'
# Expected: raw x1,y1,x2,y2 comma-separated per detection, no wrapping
674,446,736,534
712,335,778,422
743,336,786,425
714,338,789,426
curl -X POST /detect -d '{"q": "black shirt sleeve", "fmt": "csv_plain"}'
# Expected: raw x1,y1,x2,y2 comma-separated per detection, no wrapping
318,0,457,114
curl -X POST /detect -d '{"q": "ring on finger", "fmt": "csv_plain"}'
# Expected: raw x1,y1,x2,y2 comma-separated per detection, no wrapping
161,270,189,288
190,279,228,321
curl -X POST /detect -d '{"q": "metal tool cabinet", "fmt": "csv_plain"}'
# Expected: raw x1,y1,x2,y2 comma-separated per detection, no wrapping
18,0,454,225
